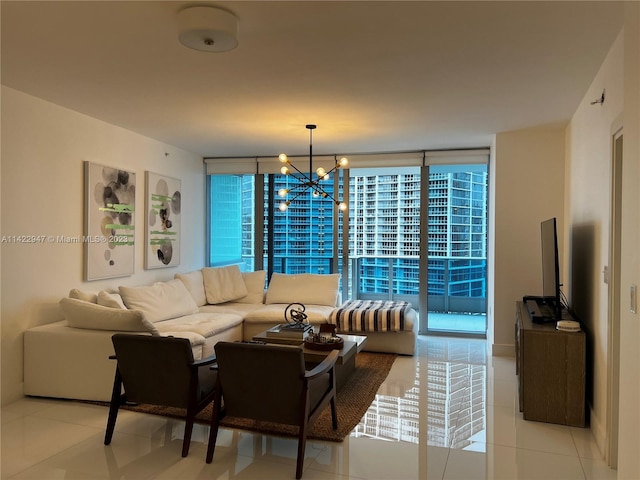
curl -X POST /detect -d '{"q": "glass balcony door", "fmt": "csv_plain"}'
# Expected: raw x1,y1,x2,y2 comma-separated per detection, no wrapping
346,164,487,335
425,164,487,334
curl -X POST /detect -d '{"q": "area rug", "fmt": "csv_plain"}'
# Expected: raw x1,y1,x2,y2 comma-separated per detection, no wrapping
105,352,396,442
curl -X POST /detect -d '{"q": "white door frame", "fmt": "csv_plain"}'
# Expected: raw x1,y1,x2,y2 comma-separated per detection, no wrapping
606,123,623,468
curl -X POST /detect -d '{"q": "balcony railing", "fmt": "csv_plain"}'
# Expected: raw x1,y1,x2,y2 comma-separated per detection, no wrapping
352,256,486,314
264,255,487,315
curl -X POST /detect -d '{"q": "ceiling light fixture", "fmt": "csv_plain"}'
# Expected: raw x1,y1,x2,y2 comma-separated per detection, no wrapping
278,125,348,212
176,5,239,53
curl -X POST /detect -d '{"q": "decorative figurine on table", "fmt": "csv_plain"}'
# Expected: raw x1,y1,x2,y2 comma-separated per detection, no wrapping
305,322,344,350
283,303,310,330
318,323,337,337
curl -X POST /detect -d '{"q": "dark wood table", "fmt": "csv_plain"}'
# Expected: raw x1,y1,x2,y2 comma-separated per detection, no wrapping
252,330,367,389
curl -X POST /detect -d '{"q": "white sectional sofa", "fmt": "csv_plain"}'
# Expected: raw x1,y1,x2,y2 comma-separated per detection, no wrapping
23,266,416,402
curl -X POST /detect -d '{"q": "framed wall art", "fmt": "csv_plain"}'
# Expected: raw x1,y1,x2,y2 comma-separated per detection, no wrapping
145,171,181,269
84,161,136,281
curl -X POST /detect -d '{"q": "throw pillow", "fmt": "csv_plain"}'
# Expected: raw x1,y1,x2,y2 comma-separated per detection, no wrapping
119,279,199,323
68,288,98,304
235,270,267,304
175,270,207,307
60,297,158,334
97,290,127,309
202,265,249,304
265,273,340,307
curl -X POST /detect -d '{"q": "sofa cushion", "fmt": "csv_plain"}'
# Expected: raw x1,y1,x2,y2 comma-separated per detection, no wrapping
119,279,199,323
60,297,159,334
265,273,340,307
157,331,206,347
68,288,98,304
235,270,266,304
243,304,336,325
202,265,248,304
155,312,244,337
97,290,127,309
175,270,207,307
199,303,265,316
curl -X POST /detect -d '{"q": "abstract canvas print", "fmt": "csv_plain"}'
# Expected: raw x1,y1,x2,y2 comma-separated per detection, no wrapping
84,161,135,281
145,171,181,269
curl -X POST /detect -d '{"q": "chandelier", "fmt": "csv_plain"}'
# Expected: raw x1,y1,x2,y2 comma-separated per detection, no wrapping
277,124,348,212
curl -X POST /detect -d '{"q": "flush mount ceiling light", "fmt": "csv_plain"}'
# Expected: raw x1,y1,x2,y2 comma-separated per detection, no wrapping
278,125,348,212
176,5,239,53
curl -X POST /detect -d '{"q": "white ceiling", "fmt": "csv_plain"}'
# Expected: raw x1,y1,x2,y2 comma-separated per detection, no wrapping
1,1,624,159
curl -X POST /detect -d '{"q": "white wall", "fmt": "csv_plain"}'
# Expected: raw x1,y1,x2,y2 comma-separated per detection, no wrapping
491,128,566,355
565,31,624,458
491,21,638,476
0,87,206,405
617,3,640,477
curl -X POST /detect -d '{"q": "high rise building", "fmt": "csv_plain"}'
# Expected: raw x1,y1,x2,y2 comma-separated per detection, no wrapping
267,174,338,274
210,168,487,310
348,169,487,301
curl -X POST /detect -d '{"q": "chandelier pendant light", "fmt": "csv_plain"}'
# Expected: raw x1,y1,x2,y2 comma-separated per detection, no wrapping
277,125,348,212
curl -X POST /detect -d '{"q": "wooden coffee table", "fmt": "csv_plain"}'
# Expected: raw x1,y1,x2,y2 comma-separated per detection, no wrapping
252,330,367,390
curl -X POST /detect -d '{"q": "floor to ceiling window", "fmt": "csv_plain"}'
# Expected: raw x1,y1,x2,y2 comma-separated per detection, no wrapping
264,173,339,275
346,163,487,335
208,174,255,271
426,164,488,334
347,167,421,306
205,150,489,336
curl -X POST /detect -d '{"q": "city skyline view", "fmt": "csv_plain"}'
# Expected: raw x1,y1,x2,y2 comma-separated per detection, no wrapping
209,164,488,333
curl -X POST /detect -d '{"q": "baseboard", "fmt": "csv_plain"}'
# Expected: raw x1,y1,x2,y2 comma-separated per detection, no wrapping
589,404,607,460
492,343,516,357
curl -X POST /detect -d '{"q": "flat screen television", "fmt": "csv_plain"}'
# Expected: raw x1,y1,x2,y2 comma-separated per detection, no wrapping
541,217,562,320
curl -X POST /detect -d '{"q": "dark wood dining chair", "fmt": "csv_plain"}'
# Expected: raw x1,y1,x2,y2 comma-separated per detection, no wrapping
206,341,338,479
104,334,217,457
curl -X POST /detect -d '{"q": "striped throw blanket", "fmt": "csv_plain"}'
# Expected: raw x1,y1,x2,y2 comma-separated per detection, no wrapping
329,300,411,332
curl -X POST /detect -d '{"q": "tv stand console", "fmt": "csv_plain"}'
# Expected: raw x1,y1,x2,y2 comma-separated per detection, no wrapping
515,301,586,427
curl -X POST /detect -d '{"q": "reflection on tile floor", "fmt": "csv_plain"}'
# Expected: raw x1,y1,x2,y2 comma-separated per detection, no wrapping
1,336,616,480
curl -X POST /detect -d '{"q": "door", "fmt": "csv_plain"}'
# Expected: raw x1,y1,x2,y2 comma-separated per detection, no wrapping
424,164,488,334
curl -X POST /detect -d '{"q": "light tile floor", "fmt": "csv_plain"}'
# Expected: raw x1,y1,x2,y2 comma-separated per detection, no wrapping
1,336,616,480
